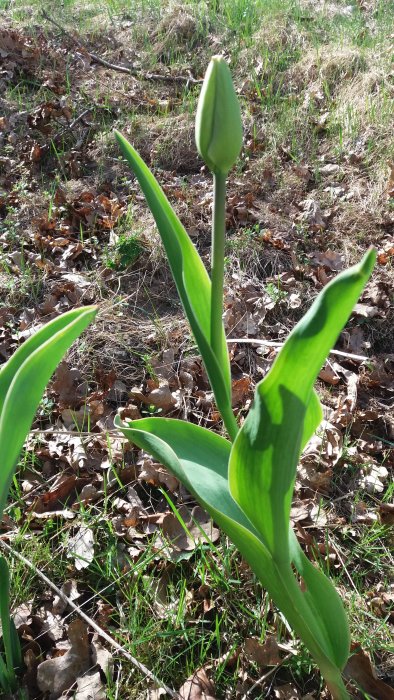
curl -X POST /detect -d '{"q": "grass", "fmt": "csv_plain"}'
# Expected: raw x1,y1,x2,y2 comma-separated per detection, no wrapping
1,0,393,697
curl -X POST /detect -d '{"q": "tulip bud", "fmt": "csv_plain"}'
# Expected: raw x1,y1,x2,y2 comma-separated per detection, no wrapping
195,56,243,175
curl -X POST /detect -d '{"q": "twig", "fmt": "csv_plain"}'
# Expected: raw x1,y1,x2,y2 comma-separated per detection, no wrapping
241,652,293,699
0,540,179,699
226,338,368,362
42,10,202,85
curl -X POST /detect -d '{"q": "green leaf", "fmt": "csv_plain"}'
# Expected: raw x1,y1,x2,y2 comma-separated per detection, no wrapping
115,415,249,529
0,306,96,521
0,307,94,414
115,415,349,691
229,249,376,559
114,415,279,570
114,131,237,440
288,529,350,670
0,557,17,688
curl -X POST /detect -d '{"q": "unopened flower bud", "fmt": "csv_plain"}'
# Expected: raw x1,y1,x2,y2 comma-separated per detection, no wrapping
195,56,243,175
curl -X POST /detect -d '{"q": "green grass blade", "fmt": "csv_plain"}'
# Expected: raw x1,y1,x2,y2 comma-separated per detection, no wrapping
0,307,96,521
0,654,12,694
229,249,376,558
114,131,237,440
9,618,22,671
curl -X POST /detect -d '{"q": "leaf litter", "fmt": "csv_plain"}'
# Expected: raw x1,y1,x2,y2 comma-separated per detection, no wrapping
0,3,393,698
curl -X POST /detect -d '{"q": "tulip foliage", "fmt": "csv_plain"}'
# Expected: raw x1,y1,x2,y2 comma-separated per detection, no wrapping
115,57,375,699
0,307,96,692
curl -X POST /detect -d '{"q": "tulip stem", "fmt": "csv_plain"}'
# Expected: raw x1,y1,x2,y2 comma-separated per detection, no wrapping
211,172,227,361
211,172,238,441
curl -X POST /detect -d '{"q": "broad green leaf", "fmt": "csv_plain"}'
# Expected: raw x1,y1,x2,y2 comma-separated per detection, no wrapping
115,415,350,690
0,557,15,678
302,388,323,447
288,529,350,670
229,249,376,559
115,131,237,440
114,415,253,533
0,307,96,521
0,307,93,413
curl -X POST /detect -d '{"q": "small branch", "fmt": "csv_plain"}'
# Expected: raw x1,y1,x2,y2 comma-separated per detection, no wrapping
241,652,293,699
0,540,179,699
42,11,202,85
226,338,368,362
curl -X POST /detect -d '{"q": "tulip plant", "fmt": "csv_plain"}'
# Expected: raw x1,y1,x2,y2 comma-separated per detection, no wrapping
0,306,96,693
115,57,375,699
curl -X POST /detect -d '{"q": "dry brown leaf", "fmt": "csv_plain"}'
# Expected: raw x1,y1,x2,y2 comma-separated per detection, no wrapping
52,580,81,615
179,667,216,700
31,475,90,514
231,375,252,407
298,199,326,231
319,364,340,385
224,281,267,336
139,457,179,492
37,619,92,697
244,635,282,667
344,647,394,699
379,502,394,526
319,163,340,176
342,326,368,356
155,505,220,560
356,464,388,495
352,303,380,318
299,420,342,491
288,291,301,308
351,500,378,524
147,689,167,699
312,249,344,270
74,671,106,700
52,362,83,408
274,683,301,699
145,383,178,411
67,526,95,570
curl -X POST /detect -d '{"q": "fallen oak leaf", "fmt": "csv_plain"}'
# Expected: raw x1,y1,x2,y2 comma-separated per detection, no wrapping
274,683,301,699
31,475,90,514
244,635,282,667
74,671,106,700
379,502,394,526
344,646,394,700
67,526,95,570
179,666,216,700
37,619,92,698
318,364,340,385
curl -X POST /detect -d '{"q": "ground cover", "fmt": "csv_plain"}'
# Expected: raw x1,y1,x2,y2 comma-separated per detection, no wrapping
0,0,393,697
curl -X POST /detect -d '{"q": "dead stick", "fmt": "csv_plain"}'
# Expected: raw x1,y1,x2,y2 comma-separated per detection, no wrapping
42,10,201,85
226,338,368,362
0,540,179,699
241,653,293,699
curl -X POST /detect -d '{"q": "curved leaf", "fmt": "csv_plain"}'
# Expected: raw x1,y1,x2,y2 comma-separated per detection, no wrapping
115,131,237,440
114,416,252,533
0,306,97,521
0,308,93,413
288,529,350,670
229,249,376,558
115,415,350,693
